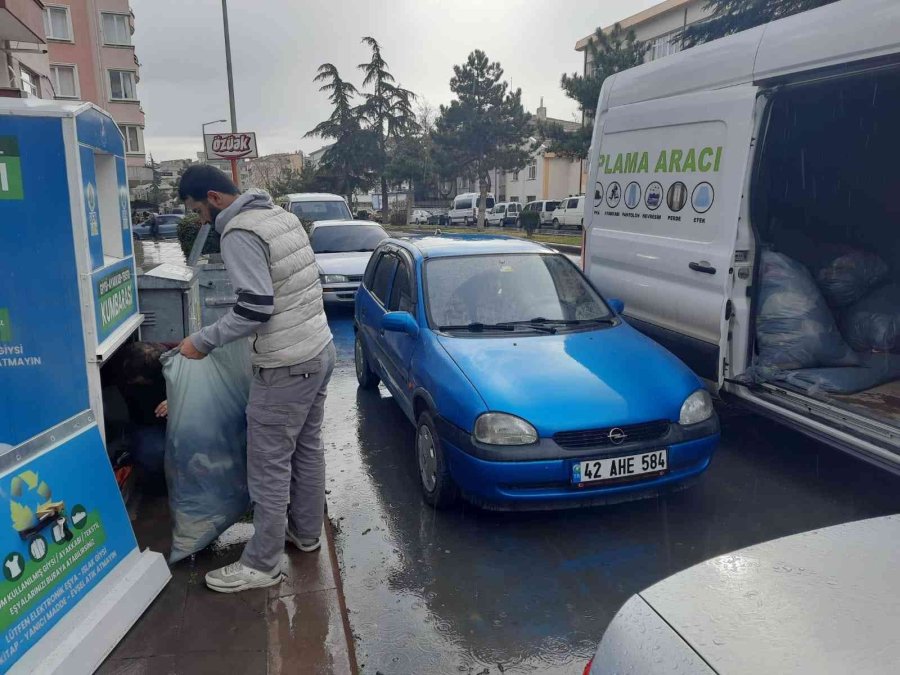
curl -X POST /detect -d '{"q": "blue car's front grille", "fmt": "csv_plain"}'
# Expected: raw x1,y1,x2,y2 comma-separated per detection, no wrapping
554,420,670,450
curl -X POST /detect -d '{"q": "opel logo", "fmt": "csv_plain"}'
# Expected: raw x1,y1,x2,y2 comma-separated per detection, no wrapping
608,428,627,445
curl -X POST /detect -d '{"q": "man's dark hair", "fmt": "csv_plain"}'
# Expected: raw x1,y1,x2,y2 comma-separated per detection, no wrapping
178,164,239,201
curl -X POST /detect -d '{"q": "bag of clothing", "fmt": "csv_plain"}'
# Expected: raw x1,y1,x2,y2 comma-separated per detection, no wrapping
756,250,860,371
162,340,252,563
815,250,888,308
840,284,900,353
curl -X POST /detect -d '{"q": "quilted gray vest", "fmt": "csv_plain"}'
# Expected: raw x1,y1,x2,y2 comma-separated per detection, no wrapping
222,207,331,368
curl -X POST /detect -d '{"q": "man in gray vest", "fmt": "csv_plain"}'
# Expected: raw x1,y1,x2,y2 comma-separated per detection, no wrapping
177,165,335,593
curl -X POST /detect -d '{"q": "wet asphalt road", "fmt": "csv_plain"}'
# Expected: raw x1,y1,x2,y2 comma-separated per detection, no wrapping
321,307,900,675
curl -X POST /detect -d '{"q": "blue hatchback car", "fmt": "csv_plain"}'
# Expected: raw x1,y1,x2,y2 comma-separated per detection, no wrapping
354,235,719,509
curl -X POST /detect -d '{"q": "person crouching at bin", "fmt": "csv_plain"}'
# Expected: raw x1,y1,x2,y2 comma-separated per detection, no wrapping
177,165,335,593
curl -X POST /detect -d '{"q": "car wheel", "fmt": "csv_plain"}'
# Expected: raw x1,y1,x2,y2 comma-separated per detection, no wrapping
354,333,380,389
416,411,457,509
553,218,561,230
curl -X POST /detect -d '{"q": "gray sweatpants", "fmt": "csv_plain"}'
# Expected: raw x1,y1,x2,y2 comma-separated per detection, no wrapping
240,341,336,572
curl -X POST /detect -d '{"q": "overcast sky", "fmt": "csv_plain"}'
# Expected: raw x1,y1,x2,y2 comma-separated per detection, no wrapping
131,0,659,162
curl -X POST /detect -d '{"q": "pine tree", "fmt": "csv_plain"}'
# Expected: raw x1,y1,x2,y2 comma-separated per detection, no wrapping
432,50,531,229
541,24,646,160
357,37,420,223
680,0,839,46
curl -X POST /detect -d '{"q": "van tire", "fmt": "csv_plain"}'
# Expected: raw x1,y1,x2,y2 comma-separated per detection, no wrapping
553,218,561,230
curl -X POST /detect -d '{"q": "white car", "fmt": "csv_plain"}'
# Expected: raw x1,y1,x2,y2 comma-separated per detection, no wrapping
485,202,521,227
521,199,560,227
551,195,584,230
310,221,389,304
586,515,900,674
410,209,432,225
280,193,352,223
448,192,496,226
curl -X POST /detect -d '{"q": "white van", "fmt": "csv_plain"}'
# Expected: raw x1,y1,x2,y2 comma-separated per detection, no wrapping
448,192,495,226
485,201,521,227
584,0,900,472
552,195,585,230
522,199,560,227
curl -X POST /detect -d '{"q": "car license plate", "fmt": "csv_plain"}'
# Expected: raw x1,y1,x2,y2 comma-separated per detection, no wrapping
572,450,668,485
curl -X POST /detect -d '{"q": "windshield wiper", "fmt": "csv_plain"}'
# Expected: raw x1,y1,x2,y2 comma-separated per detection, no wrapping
438,322,516,332
517,316,616,328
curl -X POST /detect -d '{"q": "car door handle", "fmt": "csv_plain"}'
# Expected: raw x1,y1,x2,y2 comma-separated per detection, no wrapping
689,261,717,275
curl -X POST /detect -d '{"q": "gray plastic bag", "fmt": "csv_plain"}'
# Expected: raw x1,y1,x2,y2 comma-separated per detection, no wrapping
162,340,252,563
841,284,900,353
815,250,888,308
756,250,859,371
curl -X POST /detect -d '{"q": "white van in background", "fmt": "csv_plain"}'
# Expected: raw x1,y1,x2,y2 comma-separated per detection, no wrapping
583,0,900,472
448,192,495,226
552,195,584,230
522,199,560,227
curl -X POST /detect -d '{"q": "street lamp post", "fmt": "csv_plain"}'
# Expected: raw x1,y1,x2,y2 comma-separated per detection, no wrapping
201,119,228,160
221,0,240,187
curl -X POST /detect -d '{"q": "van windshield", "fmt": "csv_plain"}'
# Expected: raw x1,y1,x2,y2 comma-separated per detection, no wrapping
290,200,352,222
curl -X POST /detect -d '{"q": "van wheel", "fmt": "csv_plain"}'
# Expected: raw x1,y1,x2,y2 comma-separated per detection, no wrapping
553,218,561,230
355,334,380,389
416,411,458,509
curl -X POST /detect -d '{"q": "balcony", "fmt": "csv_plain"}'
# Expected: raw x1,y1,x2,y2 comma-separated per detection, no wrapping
0,0,45,43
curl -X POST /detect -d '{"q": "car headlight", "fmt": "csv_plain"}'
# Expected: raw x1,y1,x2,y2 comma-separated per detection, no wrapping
679,389,714,425
473,413,538,446
320,274,349,284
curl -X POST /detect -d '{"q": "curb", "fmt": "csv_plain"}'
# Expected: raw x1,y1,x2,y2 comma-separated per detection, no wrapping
324,512,359,673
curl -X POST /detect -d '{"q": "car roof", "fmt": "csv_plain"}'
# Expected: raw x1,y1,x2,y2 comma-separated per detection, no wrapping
635,514,900,673
391,234,554,259
285,193,346,202
310,219,382,229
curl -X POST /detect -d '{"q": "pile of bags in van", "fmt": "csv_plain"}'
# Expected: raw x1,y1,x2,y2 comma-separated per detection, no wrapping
752,245,900,392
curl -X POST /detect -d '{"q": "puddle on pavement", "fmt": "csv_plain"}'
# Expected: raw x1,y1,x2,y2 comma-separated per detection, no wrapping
322,310,900,675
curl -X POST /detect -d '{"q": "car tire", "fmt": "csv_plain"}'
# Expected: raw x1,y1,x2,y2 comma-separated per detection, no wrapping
354,333,380,389
553,218,561,230
416,411,457,509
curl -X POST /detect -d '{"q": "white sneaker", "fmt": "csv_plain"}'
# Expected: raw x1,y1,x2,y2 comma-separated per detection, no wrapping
285,528,321,553
205,561,282,593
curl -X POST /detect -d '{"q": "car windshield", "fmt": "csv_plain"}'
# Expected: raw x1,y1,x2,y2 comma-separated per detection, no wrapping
311,225,388,254
425,253,611,330
290,200,352,221
157,215,181,224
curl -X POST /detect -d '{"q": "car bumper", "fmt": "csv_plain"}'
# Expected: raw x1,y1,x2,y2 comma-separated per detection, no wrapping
437,418,719,509
321,282,360,304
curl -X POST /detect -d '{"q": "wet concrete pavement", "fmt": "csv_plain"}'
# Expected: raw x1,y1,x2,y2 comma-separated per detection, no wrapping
322,307,900,674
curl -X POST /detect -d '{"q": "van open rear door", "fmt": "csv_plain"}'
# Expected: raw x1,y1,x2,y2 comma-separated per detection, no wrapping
585,85,759,388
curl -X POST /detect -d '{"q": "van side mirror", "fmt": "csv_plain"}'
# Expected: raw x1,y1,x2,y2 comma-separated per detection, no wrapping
608,298,625,315
382,311,419,337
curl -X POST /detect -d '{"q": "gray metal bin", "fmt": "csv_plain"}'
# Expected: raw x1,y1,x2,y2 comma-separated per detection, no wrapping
137,263,202,341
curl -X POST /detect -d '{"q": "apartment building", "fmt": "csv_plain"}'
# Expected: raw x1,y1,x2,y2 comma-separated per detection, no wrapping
42,0,151,184
576,0,712,77
0,0,52,98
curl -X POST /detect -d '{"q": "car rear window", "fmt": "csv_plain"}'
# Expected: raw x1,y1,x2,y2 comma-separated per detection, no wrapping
310,225,387,254
546,201,559,211
289,200,352,221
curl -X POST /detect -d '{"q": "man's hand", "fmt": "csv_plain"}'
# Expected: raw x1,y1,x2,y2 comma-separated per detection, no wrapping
180,337,207,360
155,400,168,418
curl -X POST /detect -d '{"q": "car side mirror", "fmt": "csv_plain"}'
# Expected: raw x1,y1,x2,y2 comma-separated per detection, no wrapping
382,311,419,337
608,298,625,315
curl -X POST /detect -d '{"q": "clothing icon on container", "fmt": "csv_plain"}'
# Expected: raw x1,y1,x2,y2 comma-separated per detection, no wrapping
3,552,24,581
29,536,47,562
52,516,73,544
624,182,642,210
645,182,663,210
666,182,688,212
594,181,604,207
607,182,621,208
692,182,715,213
71,504,88,530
